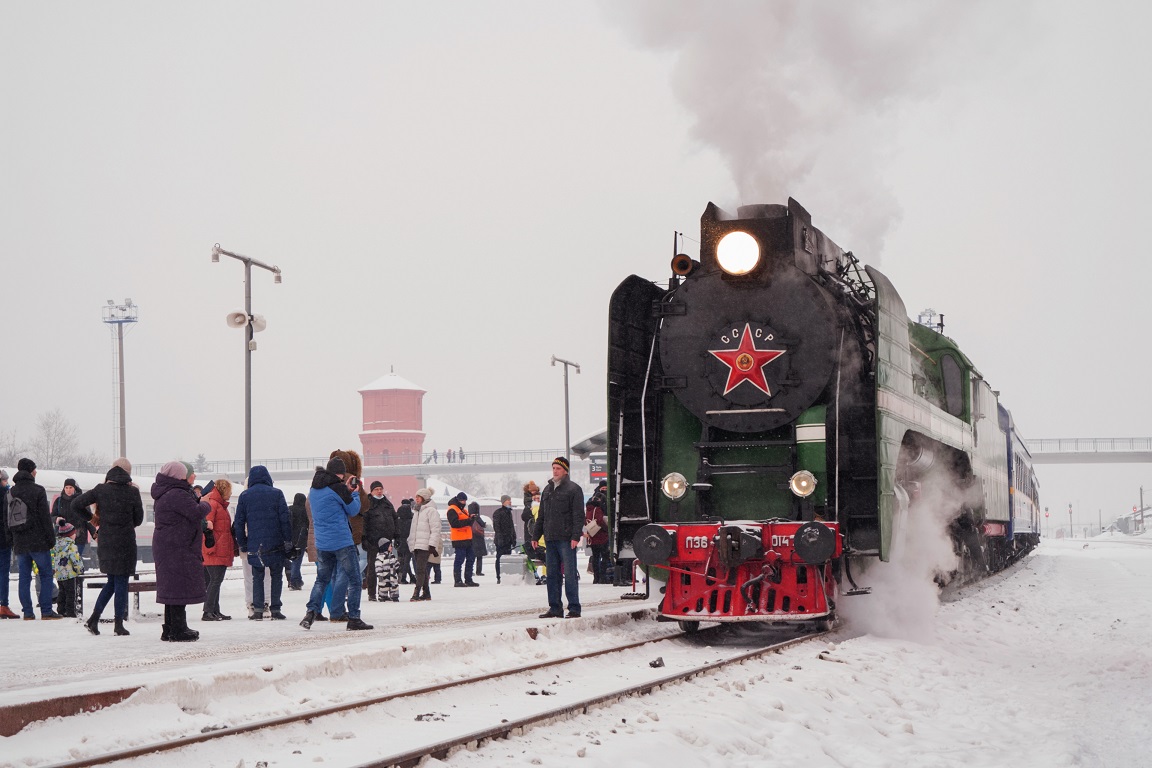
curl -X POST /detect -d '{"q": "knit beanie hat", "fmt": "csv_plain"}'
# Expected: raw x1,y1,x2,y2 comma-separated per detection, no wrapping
17,458,36,473
56,519,76,536
415,487,434,501
552,456,570,473
455,491,468,503
160,460,189,480
326,456,347,475
500,494,511,504
370,481,383,491
112,457,132,474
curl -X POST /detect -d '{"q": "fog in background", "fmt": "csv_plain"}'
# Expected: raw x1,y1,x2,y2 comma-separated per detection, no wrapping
2,1,1149,524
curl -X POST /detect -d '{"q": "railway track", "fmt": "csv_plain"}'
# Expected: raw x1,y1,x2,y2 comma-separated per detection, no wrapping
40,624,824,768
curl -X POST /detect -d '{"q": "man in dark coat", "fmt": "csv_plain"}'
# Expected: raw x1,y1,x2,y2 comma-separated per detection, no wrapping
396,498,415,584
469,501,488,575
492,494,517,584
73,459,144,635
286,493,309,590
9,459,61,619
536,457,585,619
232,465,292,620
361,481,397,600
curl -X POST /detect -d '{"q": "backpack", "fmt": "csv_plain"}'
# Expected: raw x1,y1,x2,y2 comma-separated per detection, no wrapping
6,490,32,532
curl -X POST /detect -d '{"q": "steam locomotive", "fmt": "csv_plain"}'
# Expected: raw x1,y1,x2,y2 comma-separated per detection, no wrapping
607,199,1040,631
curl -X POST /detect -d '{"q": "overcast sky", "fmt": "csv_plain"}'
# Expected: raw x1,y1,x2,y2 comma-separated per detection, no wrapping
2,2,1149,520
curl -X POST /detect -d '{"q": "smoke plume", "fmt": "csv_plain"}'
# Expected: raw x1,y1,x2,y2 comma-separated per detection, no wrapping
606,0,1025,260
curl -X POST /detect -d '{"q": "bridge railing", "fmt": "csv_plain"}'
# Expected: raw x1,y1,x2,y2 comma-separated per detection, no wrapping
134,449,567,478
1027,437,1152,454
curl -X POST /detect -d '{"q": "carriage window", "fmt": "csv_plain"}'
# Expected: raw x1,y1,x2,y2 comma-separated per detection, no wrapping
940,354,964,417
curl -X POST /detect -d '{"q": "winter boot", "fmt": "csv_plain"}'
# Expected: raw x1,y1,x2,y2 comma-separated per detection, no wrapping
85,613,101,635
300,610,316,629
346,617,374,631
173,607,199,642
161,624,173,641
114,618,130,636
0,605,19,619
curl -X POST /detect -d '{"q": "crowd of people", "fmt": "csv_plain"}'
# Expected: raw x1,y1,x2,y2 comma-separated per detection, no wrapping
0,452,613,641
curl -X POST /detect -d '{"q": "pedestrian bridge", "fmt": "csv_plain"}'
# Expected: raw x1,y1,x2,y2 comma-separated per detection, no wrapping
135,449,570,484
1026,438,1152,464
133,438,1152,483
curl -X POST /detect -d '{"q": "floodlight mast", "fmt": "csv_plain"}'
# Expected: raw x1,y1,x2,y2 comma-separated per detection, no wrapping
211,244,282,475
102,300,139,458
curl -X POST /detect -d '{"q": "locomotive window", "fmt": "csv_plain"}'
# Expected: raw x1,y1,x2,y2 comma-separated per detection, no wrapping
940,354,964,417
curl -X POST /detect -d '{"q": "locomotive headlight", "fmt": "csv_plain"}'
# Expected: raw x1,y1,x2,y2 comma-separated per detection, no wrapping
716,231,760,275
661,472,688,500
789,470,817,498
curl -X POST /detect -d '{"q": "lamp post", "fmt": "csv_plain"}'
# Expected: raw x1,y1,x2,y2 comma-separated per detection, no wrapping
551,355,580,463
101,299,138,458
212,244,282,475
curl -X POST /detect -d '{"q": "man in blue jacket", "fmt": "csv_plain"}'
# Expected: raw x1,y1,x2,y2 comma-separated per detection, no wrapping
232,465,292,620
300,457,372,631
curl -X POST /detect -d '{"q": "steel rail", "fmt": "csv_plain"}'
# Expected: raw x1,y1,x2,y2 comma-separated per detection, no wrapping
40,624,691,768
361,630,825,768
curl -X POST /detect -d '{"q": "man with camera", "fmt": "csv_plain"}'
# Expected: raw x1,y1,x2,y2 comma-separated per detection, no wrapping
300,457,371,630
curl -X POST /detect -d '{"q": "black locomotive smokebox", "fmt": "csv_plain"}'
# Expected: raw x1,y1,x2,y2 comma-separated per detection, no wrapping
793,521,837,564
659,267,841,433
633,524,676,566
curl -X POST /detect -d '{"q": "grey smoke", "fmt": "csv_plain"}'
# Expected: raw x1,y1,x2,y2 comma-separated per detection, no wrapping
605,0,1029,260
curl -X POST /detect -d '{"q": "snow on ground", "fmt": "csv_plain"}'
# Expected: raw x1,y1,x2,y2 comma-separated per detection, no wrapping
1,534,1149,767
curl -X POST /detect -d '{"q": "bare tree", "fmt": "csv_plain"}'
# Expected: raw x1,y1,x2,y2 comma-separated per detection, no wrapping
72,449,110,473
0,429,25,467
436,473,483,496
28,409,79,469
497,473,522,499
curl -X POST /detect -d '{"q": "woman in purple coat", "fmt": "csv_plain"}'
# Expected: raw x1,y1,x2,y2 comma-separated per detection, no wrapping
152,461,209,642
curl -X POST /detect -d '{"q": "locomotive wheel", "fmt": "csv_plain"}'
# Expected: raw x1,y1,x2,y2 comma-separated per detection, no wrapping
816,614,836,632
678,620,701,634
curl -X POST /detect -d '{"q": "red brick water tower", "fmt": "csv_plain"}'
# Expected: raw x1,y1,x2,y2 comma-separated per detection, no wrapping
358,371,426,502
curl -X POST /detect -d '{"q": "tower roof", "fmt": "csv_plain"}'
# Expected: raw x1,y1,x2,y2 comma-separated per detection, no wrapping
358,371,426,394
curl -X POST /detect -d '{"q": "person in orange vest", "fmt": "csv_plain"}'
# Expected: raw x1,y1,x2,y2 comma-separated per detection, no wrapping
447,492,478,587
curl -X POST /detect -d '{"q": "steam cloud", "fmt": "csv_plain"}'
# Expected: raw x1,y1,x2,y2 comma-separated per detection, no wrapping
606,0,1025,261
840,464,968,644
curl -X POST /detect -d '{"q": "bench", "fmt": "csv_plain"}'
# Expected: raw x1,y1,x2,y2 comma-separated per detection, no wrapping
79,573,158,620
84,581,157,593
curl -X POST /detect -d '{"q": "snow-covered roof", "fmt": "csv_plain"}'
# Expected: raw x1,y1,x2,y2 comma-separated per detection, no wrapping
357,372,426,393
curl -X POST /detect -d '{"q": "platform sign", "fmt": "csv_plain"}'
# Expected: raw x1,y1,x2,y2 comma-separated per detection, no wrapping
589,453,607,481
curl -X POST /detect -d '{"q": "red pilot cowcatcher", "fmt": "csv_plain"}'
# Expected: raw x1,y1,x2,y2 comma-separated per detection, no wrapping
650,520,842,624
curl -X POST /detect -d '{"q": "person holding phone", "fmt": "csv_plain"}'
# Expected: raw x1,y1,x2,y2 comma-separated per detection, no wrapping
300,457,371,631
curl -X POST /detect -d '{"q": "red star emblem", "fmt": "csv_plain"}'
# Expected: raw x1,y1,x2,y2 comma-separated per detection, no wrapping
709,323,785,396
